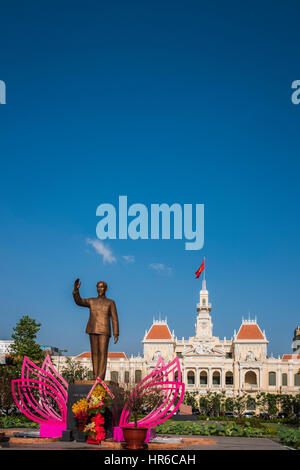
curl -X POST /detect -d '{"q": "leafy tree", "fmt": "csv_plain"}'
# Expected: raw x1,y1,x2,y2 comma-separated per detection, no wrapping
10,315,45,365
232,393,247,417
225,397,235,412
0,366,18,415
293,394,300,414
256,392,268,414
266,393,279,416
0,315,45,415
218,390,227,414
183,391,198,409
278,394,294,417
60,357,88,384
199,395,209,414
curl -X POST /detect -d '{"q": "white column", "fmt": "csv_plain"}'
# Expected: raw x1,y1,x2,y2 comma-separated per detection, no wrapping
239,367,243,389
195,367,199,389
221,368,225,389
105,360,110,381
289,365,293,387
259,368,263,389
130,365,134,384
208,367,212,388
120,360,124,383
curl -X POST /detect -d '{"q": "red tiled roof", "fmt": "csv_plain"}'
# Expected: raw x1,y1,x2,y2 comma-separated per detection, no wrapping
145,325,172,340
282,354,300,360
108,352,128,359
76,352,91,359
236,324,264,340
76,352,127,359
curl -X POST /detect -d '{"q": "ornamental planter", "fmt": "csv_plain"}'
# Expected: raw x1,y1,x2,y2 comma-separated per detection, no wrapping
122,426,148,450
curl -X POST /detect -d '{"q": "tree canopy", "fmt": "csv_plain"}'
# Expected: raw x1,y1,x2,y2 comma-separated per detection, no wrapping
10,315,45,365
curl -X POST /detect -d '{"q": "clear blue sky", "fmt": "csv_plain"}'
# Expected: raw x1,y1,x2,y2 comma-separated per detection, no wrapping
0,1,299,357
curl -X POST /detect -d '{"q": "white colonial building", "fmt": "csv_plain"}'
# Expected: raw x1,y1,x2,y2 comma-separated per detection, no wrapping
51,279,300,397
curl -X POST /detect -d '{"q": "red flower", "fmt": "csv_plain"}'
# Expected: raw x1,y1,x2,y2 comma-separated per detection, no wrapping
93,413,105,425
86,436,100,445
96,431,106,441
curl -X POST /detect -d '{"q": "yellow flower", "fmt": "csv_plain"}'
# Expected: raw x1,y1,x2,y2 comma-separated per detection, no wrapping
90,385,107,401
72,398,89,414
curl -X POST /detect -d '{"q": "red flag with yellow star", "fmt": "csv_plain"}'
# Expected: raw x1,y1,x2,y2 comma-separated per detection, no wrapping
195,258,205,279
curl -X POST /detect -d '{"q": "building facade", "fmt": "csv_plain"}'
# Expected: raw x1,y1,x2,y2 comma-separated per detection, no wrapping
51,279,300,399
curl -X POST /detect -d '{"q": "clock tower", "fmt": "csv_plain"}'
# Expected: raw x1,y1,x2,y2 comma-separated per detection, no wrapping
195,279,213,338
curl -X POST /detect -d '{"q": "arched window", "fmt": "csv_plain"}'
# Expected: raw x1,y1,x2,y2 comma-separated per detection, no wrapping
111,371,118,383
135,370,142,384
282,373,288,386
225,371,234,385
187,371,195,385
294,373,300,386
269,372,276,386
200,371,207,385
212,371,220,385
124,371,129,384
174,371,178,381
244,371,257,385
202,299,206,306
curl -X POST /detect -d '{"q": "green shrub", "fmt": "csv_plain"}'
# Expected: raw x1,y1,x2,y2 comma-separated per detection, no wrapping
0,414,39,429
278,427,300,448
156,421,265,438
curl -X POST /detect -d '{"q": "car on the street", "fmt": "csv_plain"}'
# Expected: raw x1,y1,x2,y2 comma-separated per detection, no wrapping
224,412,235,417
243,412,255,418
192,408,200,415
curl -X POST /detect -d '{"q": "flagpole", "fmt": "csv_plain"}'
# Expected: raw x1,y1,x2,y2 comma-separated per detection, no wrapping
204,256,206,281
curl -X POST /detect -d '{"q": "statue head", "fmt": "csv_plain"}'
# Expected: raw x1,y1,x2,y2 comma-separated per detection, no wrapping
97,281,108,297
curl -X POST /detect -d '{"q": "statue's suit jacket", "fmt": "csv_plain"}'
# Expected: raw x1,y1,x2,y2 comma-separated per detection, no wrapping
73,289,119,337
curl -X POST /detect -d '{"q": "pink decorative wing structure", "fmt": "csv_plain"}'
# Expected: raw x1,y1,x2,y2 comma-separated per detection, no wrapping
119,356,185,429
11,355,68,437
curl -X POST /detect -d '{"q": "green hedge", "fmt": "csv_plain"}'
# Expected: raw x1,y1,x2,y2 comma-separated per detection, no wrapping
197,415,300,425
156,421,268,437
0,415,39,429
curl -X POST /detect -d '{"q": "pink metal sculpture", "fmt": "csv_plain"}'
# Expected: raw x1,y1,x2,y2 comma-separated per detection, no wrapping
11,355,68,438
113,356,185,441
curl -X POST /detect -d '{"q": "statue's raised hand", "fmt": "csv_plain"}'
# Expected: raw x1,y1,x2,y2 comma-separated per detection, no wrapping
74,278,81,290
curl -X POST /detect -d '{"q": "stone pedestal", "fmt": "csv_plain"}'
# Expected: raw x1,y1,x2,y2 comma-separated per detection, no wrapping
61,381,123,442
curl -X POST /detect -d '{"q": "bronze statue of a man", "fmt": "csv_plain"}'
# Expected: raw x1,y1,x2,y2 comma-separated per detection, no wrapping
73,278,119,380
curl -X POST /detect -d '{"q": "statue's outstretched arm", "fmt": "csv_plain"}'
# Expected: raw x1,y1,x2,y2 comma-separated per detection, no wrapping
73,278,90,307
73,289,90,307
